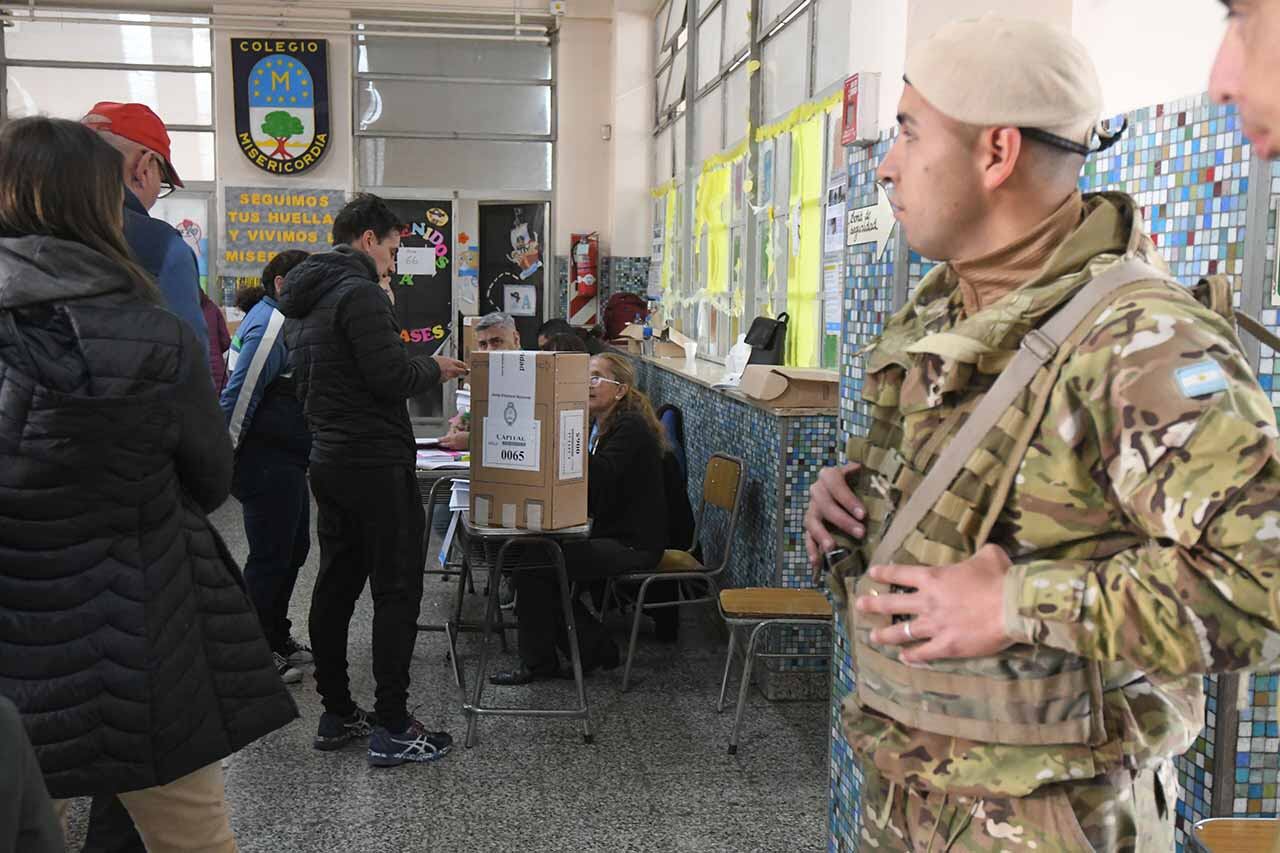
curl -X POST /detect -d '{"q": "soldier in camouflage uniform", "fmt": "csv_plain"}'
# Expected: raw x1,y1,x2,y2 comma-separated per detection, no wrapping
804,17,1280,852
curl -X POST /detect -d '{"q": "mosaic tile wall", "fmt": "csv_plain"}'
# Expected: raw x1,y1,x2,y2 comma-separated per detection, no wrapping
552,255,651,323
778,415,840,670
1234,158,1280,827
633,359,783,590
830,94,1270,851
830,133,899,853
631,361,838,674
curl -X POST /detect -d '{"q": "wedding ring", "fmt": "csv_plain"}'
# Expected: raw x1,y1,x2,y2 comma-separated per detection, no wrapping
903,621,914,641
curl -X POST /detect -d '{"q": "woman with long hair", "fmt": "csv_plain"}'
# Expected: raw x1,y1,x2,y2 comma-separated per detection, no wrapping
0,117,295,851
493,352,672,684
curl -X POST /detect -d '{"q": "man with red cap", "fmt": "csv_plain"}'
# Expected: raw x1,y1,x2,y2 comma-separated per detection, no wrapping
82,102,209,361
78,99,215,853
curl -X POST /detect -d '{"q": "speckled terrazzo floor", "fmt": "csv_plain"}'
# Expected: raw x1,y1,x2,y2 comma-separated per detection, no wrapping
57,494,827,853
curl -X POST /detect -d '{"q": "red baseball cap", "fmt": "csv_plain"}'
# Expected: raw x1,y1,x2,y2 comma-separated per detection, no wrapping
82,101,184,188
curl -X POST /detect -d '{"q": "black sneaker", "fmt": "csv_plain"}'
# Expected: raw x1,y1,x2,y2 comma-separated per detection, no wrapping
368,719,453,768
273,652,303,685
281,636,313,665
313,707,376,752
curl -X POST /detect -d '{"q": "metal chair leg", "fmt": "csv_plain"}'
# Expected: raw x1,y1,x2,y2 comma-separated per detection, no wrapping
717,624,738,713
620,576,654,692
553,549,593,744
729,620,769,755
464,559,504,749
599,578,616,623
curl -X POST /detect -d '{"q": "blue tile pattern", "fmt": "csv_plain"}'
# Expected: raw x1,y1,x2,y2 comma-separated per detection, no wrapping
632,360,837,674
1237,673,1280,816
633,360,782,590
553,255,650,324
830,134,899,852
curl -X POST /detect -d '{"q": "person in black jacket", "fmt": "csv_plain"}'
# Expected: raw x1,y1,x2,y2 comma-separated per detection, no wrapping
0,117,296,851
492,352,669,685
277,193,468,768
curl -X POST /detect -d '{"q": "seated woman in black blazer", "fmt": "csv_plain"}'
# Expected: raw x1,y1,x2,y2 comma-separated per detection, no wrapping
492,352,668,685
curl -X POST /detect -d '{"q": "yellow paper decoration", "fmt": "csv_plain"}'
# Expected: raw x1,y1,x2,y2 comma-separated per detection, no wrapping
660,187,676,295
650,178,676,199
785,111,825,368
755,92,842,144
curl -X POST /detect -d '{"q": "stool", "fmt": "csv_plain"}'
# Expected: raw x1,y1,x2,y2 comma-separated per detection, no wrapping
716,587,832,755
1190,818,1280,852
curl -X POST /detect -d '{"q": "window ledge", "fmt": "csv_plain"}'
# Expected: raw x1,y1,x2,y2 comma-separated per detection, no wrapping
633,354,838,417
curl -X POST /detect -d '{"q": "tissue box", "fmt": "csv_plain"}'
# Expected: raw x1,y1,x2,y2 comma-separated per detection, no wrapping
739,366,839,408
653,326,694,358
468,351,589,530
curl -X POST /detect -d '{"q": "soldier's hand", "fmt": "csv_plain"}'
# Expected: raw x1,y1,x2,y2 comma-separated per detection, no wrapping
433,355,470,381
856,544,1016,664
803,463,866,568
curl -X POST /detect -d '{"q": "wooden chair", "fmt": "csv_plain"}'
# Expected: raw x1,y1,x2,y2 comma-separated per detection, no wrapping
602,452,745,691
1190,818,1280,852
716,587,832,754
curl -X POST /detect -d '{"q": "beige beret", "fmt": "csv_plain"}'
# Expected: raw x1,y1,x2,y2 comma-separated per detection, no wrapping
905,16,1107,154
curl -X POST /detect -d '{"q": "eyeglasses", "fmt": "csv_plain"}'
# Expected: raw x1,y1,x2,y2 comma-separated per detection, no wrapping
589,376,622,388
153,154,176,199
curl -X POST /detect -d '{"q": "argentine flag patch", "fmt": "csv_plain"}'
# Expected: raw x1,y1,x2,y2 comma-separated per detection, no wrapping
1175,360,1228,398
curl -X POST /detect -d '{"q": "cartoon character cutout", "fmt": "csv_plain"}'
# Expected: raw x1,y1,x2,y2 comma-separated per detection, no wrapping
508,209,543,280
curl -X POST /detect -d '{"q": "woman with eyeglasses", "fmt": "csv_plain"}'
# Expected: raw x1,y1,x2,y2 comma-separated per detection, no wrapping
492,352,671,684
0,116,296,851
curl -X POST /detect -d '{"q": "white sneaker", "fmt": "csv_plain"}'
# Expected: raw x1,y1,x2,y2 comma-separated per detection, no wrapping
273,652,303,684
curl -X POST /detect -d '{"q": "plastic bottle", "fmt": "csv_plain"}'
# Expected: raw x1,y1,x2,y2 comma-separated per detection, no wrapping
641,313,654,355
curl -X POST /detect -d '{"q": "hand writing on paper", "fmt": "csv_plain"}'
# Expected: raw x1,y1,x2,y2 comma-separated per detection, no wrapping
854,544,1016,664
803,463,866,567
439,430,469,451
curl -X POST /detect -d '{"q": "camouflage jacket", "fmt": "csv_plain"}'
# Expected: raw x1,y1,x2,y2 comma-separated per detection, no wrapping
840,192,1280,796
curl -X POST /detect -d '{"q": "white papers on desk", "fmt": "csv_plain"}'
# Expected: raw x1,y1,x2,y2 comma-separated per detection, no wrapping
449,479,470,512
437,480,469,566
438,512,460,567
416,449,468,469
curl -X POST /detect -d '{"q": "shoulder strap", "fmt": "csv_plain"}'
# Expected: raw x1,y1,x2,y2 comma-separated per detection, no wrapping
1235,312,1280,355
869,257,1167,568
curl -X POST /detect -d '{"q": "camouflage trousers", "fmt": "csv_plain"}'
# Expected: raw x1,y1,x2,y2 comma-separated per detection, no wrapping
857,760,1177,852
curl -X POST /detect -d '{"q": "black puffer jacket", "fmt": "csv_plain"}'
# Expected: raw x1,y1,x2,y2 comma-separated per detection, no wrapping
0,235,297,799
588,412,668,550
278,246,442,467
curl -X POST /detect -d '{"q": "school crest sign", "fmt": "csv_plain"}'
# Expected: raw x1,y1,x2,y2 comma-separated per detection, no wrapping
231,39,331,176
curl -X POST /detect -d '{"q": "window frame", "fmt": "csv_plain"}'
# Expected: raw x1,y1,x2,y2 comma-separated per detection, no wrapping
651,0,846,366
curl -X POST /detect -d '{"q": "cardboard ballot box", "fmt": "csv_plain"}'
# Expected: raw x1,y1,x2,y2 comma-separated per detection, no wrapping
739,365,839,408
469,351,590,530
461,315,480,365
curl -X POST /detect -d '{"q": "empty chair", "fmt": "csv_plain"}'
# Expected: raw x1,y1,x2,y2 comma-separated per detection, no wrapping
716,587,833,754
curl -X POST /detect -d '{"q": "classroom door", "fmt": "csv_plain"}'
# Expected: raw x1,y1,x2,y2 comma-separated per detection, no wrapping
478,203,548,348
384,199,454,419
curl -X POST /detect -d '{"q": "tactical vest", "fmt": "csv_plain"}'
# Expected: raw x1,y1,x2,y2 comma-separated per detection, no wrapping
836,254,1265,747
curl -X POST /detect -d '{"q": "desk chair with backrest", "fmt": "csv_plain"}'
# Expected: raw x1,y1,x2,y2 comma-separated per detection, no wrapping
602,452,745,692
